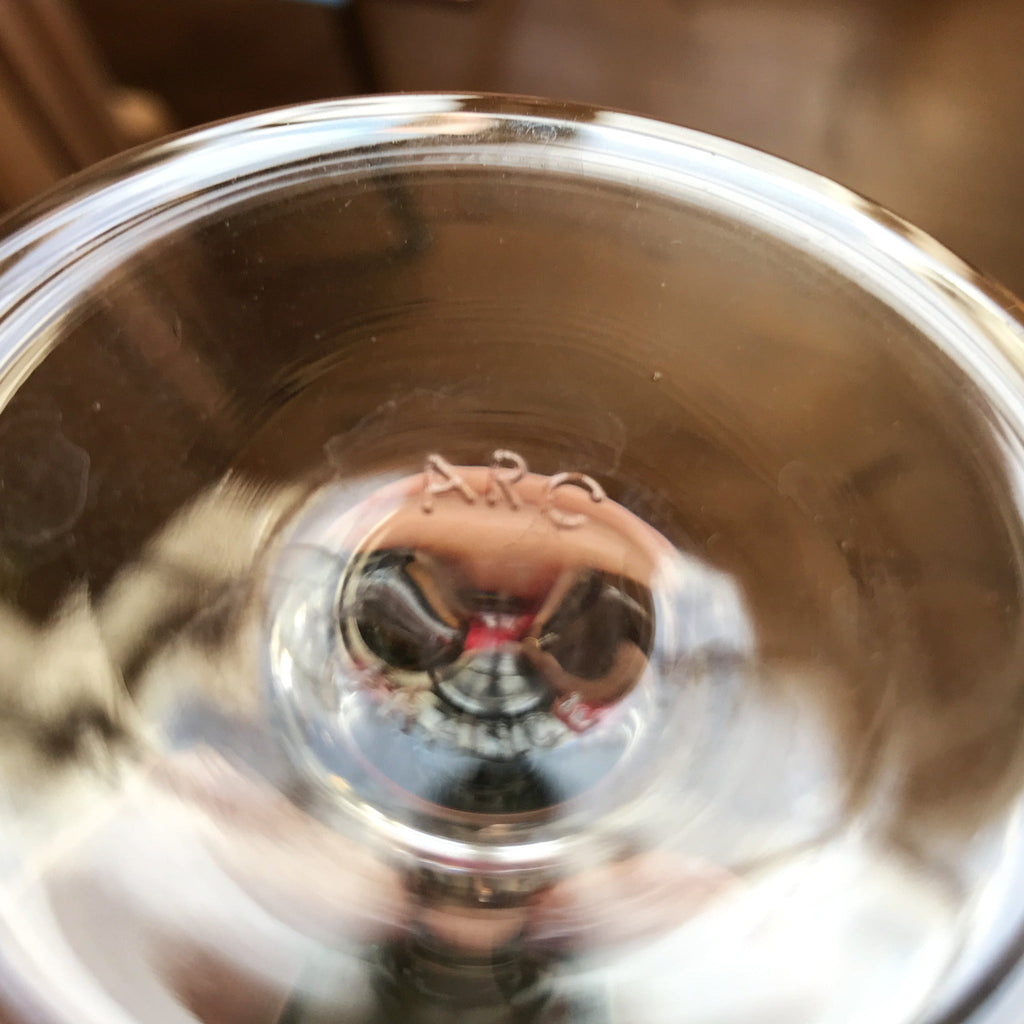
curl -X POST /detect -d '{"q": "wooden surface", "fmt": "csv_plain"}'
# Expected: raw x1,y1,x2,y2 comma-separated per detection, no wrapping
67,0,1024,305
0,0,123,211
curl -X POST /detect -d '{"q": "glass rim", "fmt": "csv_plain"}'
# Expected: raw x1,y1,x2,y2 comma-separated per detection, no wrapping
1,92,1023,434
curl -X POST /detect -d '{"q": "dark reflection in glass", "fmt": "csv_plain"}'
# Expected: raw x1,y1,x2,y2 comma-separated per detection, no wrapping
350,549,467,674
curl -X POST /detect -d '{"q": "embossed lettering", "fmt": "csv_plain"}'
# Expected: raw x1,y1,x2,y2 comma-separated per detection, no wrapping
554,692,599,731
422,453,477,513
485,449,527,510
421,449,605,527
543,471,606,529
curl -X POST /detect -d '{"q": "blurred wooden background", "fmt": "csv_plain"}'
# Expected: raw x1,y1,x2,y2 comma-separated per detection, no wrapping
2,0,1024,299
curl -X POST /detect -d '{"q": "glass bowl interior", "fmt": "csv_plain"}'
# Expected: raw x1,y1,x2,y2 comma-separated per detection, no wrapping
1,95,1024,1024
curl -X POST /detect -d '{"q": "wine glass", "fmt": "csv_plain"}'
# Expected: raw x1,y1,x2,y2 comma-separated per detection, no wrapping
1,95,1024,1024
